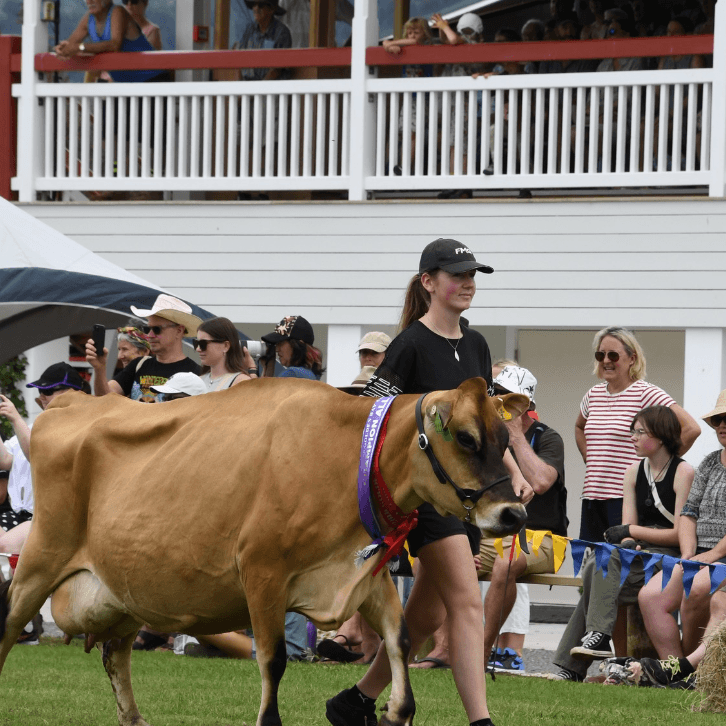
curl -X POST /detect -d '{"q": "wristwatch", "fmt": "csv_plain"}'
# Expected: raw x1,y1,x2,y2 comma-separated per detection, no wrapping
79,43,86,52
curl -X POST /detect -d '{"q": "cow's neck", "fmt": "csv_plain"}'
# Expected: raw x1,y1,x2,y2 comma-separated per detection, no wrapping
375,398,422,516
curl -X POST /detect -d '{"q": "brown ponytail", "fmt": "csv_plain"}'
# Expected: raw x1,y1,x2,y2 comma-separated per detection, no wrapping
399,272,438,331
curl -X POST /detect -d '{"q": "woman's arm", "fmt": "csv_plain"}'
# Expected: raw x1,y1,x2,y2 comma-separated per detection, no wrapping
670,403,701,455
57,6,129,58
620,463,639,527
575,411,587,463
679,513,698,560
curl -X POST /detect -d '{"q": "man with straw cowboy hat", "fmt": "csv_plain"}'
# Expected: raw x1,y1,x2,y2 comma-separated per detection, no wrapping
86,294,202,403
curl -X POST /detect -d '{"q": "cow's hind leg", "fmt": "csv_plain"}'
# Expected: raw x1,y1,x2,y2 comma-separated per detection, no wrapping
248,591,288,726
103,632,151,726
358,574,415,726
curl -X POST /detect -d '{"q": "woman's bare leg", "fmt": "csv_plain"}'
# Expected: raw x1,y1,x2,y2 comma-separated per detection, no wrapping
358,534,489,722
639,569,686,658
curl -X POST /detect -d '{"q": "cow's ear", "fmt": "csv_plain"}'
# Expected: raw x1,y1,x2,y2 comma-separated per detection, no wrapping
429,400,453,430
492,393,530,421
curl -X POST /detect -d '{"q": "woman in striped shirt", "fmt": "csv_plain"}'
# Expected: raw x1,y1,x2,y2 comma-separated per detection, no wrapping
575,327,700,542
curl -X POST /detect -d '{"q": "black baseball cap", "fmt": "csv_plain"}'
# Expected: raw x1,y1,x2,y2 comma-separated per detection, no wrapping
262,315,315,346
419,238,494,275
26,362,84,391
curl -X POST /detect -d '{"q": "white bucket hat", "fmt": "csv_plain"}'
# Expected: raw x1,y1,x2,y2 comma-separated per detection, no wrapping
130,293,202,336
493,365,537,404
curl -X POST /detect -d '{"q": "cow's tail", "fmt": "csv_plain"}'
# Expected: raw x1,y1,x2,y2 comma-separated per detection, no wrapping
0,578,10,641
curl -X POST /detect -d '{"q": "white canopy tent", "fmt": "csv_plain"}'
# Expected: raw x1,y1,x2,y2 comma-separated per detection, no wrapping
0,199,214,364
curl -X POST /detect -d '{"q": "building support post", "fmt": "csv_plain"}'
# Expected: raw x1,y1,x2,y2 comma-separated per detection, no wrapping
682,327,726,466
348,0,378,201
709,0,726,197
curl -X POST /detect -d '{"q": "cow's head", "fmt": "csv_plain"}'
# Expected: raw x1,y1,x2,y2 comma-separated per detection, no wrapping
409,377,528,537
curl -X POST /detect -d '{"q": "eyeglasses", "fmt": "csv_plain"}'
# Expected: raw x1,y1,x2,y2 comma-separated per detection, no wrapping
595,351,620,362
710,414,726,427
39,386,69,397
192,338,226,351
141,324,179,335
630,428,651,438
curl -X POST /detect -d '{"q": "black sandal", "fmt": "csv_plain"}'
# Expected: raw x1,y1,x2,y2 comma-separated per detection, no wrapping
316,635,364,663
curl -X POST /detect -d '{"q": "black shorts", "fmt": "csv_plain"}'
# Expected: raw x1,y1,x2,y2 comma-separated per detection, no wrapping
0,509,32,533
407,503,481,558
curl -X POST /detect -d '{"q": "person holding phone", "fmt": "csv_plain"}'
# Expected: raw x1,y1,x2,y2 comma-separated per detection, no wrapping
86,294,201,403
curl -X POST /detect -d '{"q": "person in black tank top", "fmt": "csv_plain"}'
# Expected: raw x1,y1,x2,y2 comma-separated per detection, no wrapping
552,405,694,681
327,239,533,726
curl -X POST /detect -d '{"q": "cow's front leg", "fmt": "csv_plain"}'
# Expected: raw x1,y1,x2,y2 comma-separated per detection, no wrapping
248,596,288,726
102,632,151,726
358,573,415,726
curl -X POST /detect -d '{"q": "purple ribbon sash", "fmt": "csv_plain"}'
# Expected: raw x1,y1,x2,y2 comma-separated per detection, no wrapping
357,396,396,542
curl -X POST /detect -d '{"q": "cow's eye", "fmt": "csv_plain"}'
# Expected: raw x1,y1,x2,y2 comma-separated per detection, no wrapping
456,431,477,451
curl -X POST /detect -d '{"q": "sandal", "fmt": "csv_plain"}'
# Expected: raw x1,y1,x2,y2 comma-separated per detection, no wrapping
316,635,364,663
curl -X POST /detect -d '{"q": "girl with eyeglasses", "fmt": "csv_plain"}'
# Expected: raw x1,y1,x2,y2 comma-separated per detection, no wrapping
194,317,257,391
639,390,726,665
575,327,700,545
553,405,694,681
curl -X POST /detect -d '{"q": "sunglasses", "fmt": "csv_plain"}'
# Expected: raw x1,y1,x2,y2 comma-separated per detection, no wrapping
710,414,726,427
193,338,226,351
141,324,179,335
595,351,620,362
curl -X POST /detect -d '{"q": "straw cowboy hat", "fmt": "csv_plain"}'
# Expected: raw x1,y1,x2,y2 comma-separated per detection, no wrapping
702,389,726,428
130,294,202,336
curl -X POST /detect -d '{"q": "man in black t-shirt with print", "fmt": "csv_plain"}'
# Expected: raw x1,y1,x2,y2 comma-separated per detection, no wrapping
86,294,201,403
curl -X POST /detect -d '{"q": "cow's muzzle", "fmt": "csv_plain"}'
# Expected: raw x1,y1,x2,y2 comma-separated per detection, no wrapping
415,394,510,523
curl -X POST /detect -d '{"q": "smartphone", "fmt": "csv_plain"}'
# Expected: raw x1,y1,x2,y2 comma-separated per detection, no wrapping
92,324,105,355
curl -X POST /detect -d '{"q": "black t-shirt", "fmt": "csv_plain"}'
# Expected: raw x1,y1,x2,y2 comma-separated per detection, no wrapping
635,456,682,529
362,321,493,398
517,422,568,536
113,356,201,402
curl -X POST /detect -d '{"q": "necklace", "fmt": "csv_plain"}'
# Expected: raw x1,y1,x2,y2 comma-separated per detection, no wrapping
428,320,463,361
644,456,672,507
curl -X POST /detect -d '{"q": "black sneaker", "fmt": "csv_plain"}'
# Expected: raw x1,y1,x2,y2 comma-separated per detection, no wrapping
570,631,613,660
550,668,584,682
326,688,378,726
640,656,689,688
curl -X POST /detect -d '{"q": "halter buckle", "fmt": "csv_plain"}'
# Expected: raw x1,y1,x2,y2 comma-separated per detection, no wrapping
418,433,429,450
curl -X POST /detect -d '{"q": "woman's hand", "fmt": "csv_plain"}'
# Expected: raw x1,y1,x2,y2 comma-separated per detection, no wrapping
85,339,108,371
0,395,22,427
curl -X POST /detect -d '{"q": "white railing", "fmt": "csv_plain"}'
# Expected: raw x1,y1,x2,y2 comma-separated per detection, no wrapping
369,68,712,190
32,79,351,191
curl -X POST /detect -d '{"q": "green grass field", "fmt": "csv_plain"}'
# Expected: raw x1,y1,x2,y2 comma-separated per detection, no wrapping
0,638,721,726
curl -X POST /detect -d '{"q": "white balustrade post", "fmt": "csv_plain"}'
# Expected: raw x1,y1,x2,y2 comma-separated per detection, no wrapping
709,0,726,196
682,328,726,466
348,0,378,201
17,0,45,202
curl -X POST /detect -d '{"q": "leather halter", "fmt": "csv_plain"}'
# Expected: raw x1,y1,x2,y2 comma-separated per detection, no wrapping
414,393,510,522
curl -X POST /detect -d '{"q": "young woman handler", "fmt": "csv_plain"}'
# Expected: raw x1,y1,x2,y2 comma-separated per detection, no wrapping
326,238,533,726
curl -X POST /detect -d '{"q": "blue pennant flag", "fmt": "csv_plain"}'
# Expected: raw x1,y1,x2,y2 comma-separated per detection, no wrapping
618,548,640,587
710,563,726,595
595,543,616,579
640,552,663,586
660,555,680,591
570,539,589,576
681,560,702,598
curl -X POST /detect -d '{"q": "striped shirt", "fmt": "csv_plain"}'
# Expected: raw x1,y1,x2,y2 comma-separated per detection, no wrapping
581,380,675,500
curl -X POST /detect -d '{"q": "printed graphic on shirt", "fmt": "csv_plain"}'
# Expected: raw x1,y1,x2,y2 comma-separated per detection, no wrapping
131,375,170,403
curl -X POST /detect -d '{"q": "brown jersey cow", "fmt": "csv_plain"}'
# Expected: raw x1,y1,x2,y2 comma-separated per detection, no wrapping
0,376,527,726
